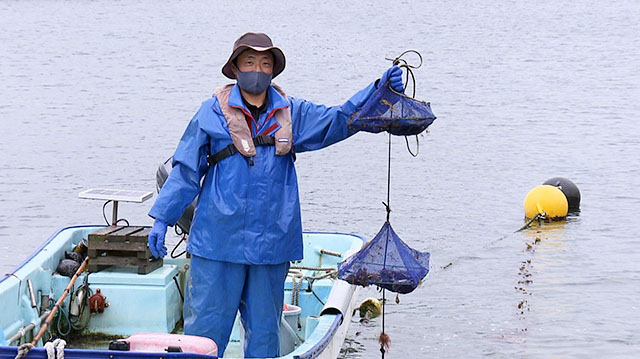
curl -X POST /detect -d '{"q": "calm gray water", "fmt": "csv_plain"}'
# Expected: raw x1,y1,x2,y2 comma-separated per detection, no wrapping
1,1,639,357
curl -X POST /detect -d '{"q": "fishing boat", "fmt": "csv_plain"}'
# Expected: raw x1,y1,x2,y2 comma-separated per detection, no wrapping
0,191,364,359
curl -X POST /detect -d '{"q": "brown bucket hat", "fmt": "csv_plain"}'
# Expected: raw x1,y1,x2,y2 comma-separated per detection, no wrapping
222,32,286,79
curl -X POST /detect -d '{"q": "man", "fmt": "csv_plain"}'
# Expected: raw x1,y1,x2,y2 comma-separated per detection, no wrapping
147,32,403,358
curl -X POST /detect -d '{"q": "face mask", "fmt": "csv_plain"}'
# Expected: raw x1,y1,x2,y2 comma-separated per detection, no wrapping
236,70,272,95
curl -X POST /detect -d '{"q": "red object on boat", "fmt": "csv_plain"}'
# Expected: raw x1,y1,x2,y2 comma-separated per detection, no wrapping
122,333,217,355
89,288,108,313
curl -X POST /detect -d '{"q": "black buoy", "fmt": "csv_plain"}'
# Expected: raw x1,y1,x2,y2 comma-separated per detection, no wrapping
543,177,581,211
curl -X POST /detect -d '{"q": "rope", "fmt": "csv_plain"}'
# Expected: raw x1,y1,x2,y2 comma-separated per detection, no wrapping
44,340,55,359
53,304,71,337
54,339,66,359
379,51,427,356
69,276,92,331
480,213,547,249
101,200,114,225
381,135,390,359
516,213,545,232
404,135,420,157
307,271,337,280
290,271,302,306
306,280,326,306
382,134,393,222
287,267,337,307
173,276,184,302
289,267,337,281
58,310,71,336
437,212,554,274
381,289,386,358
387,49,424,158
44,339,66,359
171,234,187,258
32,257,89,346
14,344,33,359
290,265,335,272
101,201,129,226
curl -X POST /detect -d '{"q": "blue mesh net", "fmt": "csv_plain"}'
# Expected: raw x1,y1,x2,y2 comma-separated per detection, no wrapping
337,222,430,294
348,83,436,136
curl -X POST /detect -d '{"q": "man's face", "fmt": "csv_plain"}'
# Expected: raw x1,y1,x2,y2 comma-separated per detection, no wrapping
234,49,274,75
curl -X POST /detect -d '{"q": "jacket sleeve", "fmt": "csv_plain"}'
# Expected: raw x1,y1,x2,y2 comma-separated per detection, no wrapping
290,82,376,153
148,104,211,226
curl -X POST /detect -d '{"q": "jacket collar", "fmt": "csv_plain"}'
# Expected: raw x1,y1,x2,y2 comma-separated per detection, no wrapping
228,83,289,113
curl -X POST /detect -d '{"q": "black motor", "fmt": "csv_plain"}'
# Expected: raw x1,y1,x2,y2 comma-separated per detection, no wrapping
156,157,197,234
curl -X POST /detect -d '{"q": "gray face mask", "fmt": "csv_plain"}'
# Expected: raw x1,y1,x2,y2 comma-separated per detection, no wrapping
236,70,272,95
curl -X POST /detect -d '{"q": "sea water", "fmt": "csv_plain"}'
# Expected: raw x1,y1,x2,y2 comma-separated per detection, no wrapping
1,1,638,357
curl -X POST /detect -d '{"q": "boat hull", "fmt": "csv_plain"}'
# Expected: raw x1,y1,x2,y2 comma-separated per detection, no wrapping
0,226,365,359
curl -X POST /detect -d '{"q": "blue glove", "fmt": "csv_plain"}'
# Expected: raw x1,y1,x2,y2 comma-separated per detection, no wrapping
379,65,404,92
148,219,168,258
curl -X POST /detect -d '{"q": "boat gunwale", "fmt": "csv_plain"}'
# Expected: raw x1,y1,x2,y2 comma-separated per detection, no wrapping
0,225,106,285
291,313,343,359
0,345,220,359
1,227,366,285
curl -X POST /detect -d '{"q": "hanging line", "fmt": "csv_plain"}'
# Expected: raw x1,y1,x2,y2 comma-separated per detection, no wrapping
381,133,393,357
381,49,425,221
386,50,424,158
379,50,426,358
382,133,392,223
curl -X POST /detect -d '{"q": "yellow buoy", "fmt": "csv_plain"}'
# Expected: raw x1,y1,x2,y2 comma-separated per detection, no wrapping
523,185,568,220
359,297,382,318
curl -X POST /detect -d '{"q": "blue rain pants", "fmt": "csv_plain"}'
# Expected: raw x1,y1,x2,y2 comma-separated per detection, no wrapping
184,255,290,358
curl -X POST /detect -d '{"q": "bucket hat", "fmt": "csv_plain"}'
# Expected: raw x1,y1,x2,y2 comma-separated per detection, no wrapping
222,32,286,79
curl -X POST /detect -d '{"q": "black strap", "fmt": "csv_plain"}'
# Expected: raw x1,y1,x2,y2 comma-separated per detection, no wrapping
253,135,275,146
207,136,276,166
207,144,237,166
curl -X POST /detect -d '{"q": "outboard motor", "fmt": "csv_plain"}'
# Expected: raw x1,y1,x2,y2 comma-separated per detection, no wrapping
156,157,196,234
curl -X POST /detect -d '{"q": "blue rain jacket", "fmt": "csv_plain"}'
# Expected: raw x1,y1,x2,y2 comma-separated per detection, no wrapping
149,82,376,264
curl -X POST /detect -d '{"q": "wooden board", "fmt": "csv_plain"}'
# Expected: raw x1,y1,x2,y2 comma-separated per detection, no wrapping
88,226,162,274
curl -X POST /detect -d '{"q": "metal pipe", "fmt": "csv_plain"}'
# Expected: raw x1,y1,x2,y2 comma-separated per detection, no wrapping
40,294,49,316
111,200,119,225
320,249,342,257
6,310,51,344
27,279,37,308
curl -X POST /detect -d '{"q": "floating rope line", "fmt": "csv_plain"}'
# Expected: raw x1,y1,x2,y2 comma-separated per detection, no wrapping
475,213,548,252
516,213,546,232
